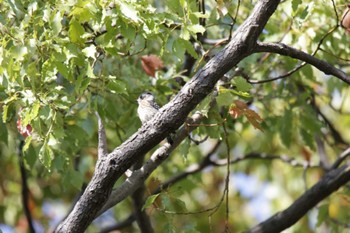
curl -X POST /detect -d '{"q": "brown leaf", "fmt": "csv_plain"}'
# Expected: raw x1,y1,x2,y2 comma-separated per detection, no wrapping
301,146,312,163
245,110,264,132
341,5,350,34
234,100,248,109
229,100,264,131
229,106,242,119
141,55,164,77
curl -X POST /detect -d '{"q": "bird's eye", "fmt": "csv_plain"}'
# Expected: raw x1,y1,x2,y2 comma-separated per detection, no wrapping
139,92,153,100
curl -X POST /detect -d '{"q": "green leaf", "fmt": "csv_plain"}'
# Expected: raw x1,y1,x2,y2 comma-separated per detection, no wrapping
85,63,96,78
119,2,140,24
181,39,198,59
180,27,191,40
107,78,127,94
22,101,40,126
2,104,9,123
187,24,205,34
161,194,172,208
280,110,293,148
82,45,96,59
179,0,187,8
216,90,234,106
173,39,186,60
172,197,187,212
69,18,85,43
142,194,160,211
75,74,90,95
69,1,98,22
196,95,212,117
66,125,89,146
120,24,136,40
52,155,65,172
9,45,28,61
316,204,329,227
291,0,302,13
52,11,62,36
300,128,315,150
0,120,8,144
300,64,313,80
165,0,181,14
39,142,54,170
163,222,176,233
24,145,37,168
234,76,252,92
231,89,251,98
22,135,32,152
300,3,313,20
300,106,322,133
180,139,190,161
69,170,84,189
191,12,209,19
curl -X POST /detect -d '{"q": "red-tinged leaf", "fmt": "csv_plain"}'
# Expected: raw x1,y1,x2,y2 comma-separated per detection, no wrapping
245,109,263,122
301,146,312,163
341,5,350,34
16,217,29,231
17,118,32,138
230,100,264,131
246,111,264,132
234,100,248,109
141,55,164,77
229,106,242,119
229,100,247,119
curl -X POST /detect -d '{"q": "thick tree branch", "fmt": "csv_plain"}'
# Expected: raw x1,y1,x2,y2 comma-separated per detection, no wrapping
96,112,204,216
255,42,350,85
245,162,350,233
55,1,281,232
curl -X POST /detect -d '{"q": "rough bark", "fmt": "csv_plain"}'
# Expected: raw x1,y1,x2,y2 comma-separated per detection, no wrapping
54,1,281,232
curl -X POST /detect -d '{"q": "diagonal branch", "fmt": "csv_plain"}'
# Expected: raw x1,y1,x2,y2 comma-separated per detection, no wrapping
54,1,281,232
96,112,204,216
96,112,108,158
255,42,350,85
245,162,350,233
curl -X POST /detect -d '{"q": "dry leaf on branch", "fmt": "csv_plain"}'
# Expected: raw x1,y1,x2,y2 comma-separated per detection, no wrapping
141,55,164,77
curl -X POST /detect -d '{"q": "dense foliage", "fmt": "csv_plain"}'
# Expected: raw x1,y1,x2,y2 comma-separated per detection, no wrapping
1,0,350,232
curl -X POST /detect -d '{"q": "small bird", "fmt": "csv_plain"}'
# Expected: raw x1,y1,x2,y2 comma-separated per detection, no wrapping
137,92,160,124
137,92,173,144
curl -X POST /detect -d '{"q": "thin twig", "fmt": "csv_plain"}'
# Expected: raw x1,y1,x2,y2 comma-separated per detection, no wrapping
331,147,350,169
131,156,154,233
222,121,231,232
244,62,306,84
254,42,350,85
18,140,36,233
